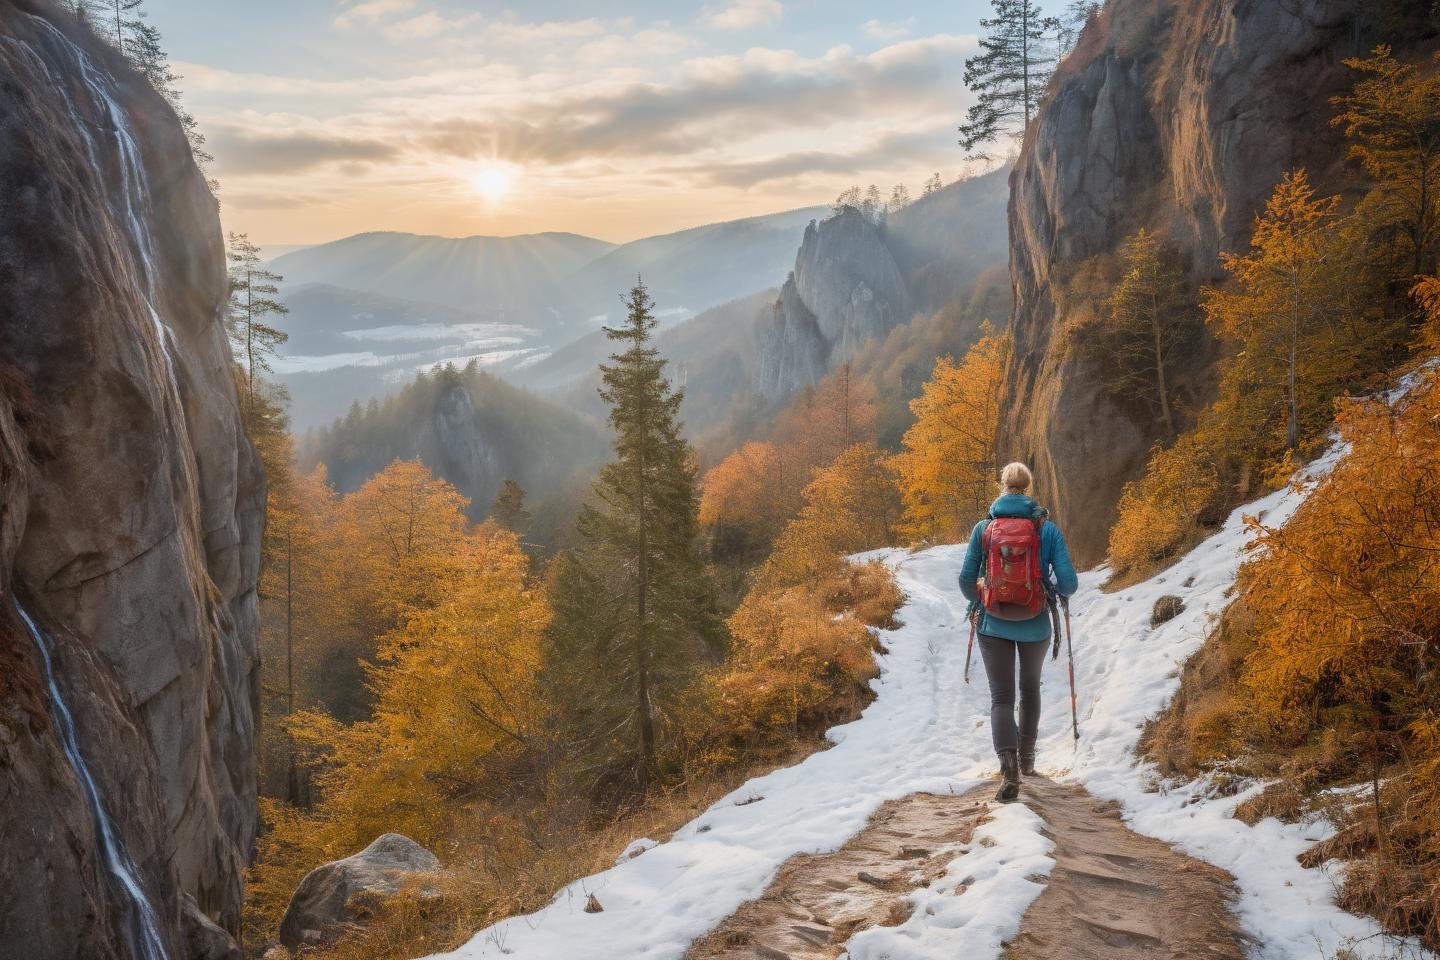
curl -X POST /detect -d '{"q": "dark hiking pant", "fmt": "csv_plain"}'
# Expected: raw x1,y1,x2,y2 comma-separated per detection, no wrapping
978,634,1048,756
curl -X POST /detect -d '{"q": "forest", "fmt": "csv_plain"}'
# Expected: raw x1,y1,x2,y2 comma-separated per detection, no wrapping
211,27,1440,957
8,0,1439,958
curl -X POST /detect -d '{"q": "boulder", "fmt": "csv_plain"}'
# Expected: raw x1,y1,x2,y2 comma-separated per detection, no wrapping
279,834,443,949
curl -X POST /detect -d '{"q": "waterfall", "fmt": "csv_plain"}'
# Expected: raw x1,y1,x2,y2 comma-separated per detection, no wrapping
15,602,172,960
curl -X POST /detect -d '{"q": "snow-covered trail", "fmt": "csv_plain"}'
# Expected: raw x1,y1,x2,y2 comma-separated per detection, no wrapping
430,439,1430,960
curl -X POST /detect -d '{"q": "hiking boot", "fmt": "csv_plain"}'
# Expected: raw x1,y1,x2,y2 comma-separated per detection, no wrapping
995,749,1021,803
1019,738,1037,777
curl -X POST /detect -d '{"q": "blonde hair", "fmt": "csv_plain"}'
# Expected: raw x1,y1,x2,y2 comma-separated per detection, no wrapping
999,462,1033,494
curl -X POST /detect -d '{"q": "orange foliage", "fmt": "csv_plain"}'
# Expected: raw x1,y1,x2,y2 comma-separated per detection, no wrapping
891,325,1009,543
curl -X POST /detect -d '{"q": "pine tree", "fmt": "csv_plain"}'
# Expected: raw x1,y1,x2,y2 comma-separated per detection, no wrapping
545,280,718,787
889,183,912,212
1056,0,1101,56
488,478,531,534
923,172,945,196
226,233,289,420
1090,229,1199,438
960,0,1060,157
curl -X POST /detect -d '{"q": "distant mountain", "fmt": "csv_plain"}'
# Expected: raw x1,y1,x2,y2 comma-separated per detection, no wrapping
562,206,827,327
270,230,616,328
270,283,552,430
298,364,610,545
270,208,828,427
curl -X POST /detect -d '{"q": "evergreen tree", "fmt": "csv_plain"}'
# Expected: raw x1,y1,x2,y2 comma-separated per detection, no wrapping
1089,229,1200,438
545,280,719,787
226,232,289,420
488,478,532,535
889,183,912,212
922,172,945,196
959,0,1060,157
1056,0,1101,56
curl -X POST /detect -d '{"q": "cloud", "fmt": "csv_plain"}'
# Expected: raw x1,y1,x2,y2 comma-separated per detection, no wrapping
702,0,782,31
209,127,403,175
384,10,481,40
863,18,916,41
675,129,951,187
418,35,975,168
335,0,415,28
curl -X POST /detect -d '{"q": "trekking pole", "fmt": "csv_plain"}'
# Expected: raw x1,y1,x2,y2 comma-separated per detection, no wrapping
963,603,977,684
1062,596,1079,741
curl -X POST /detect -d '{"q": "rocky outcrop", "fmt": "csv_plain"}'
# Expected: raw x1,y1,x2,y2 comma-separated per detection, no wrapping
756,169,1012,403
756,210,912,401
0,2,262,957
279,834,443,949
1002,0,1370,563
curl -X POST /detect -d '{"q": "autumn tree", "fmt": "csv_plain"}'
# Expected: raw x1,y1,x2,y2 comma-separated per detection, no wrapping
488,478,531,535
1331,46,1440,280
771,363,878,472
545,280,719,787
1204,170,1351,453
1088,229,1199,437
226,233,289,418
761,443,903,589
698,440,801,562
270,524,546,870
892,325,1011,543
960,0,1060,156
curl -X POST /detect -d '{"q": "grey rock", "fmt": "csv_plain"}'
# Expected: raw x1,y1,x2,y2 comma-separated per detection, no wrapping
279,834,443,949
757,211,910,402
0,3,261,956
183,894,243,960
1002,0,1359,563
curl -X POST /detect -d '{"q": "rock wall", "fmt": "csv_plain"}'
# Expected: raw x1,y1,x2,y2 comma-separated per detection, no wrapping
0,2,262,956
756,168,1011,404
1002,0,1367,564
756,210,913,401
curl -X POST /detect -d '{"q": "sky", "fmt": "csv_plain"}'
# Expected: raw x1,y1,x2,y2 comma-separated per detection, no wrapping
147,0,996,245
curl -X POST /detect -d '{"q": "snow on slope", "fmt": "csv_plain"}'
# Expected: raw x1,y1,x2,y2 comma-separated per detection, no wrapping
430,436,1431,960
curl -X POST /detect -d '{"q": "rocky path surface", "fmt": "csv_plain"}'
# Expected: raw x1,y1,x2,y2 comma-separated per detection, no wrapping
686,779,1248,960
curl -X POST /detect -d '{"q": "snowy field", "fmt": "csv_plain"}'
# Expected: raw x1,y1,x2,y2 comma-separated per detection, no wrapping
429,441,1432,960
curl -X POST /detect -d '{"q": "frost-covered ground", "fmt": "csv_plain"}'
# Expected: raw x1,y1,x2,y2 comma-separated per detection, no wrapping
429,440,1432,960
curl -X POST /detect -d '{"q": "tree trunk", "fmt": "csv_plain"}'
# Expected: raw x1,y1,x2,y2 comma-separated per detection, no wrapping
1288,274,1300,451
1150,291,1176,438
285,532,300,805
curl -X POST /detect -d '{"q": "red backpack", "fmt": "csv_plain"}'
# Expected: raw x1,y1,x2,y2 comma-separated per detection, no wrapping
979,516,1047,621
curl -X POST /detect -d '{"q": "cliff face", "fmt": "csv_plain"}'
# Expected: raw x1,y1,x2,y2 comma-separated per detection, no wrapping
757,168,1011,403
1003,0,1363,563
0,3,262,957
757,210,913,401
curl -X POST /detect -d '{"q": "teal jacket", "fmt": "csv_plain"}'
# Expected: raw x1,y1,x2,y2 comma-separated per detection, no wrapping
958,493,1079,643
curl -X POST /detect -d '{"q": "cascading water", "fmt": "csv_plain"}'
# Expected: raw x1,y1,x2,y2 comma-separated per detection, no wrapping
15,602,172,960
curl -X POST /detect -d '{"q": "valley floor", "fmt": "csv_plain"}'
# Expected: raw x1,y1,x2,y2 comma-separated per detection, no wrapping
426,444,1432,960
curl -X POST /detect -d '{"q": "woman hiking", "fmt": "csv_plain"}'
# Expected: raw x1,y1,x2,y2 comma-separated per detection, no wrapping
958,462,1078,803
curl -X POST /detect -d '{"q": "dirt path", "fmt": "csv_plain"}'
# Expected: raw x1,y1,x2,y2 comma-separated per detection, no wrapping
1010,779,1247,959
685,780,1249,960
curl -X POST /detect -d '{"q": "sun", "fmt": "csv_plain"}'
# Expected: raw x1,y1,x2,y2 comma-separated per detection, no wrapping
470,163,515,203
